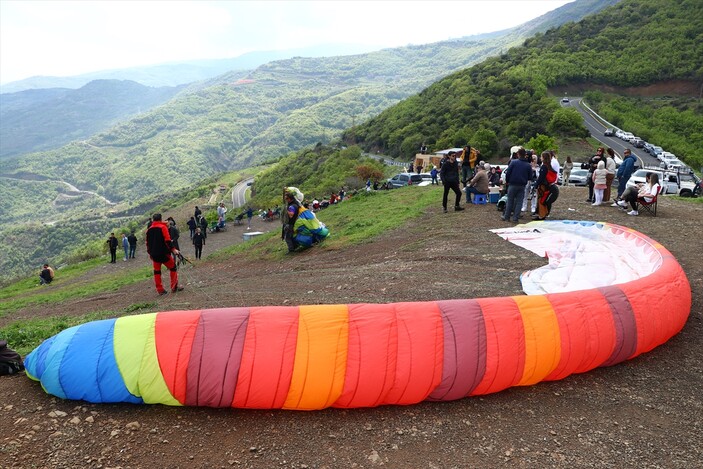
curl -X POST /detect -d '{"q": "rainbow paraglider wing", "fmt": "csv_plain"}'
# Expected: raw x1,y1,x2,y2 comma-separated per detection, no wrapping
24,221,691,409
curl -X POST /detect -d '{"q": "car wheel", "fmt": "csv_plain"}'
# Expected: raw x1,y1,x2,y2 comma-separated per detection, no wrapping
680,190,692,198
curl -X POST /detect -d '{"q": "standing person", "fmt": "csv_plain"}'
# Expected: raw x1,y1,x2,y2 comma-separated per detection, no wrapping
592,160,608,206
194,206,202,222
534,152,559,219
439,151,464,213
587,148,604,203
146,213,182,295
562,156,574,186
186,216,197,239
200,214,209,239
217,203,227,230
127,232,137,259
339,187,346,201
613,149,637,204
460,146,472,187
106,233,118,263
246,206,254,230
192,227,205,260
39,264,54,285
167,218,180,251
604,148,617,202
430,166,439,185
121,233,129,262
502,148,533,223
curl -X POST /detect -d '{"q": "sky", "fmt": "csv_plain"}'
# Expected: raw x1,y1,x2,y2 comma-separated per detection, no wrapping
0,0,573,85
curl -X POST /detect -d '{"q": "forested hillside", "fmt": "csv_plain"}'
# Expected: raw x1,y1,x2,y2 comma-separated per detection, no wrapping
0,0,619,283
0,80,182,158
344,0,702,168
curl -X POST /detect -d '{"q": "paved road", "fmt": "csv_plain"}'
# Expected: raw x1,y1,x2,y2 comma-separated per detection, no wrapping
565,97,658,168
232,177,254,209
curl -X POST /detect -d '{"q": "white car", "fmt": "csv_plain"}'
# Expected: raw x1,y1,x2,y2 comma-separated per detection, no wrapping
620,132,634,141
658,151,677,162
615,130,625,139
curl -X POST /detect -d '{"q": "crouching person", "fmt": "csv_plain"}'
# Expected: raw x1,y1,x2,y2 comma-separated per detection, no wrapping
39,264,54,285
146,213,183,295
282,187,329,253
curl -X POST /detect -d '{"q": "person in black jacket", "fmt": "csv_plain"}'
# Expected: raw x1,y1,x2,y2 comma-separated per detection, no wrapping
192,227,205,260
502,148,533,223
127,232,137,258
439,152,464,213
146,213,182,295
106,233,118,263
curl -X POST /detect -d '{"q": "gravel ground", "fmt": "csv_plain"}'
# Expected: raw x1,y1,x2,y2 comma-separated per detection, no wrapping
1,186,701,468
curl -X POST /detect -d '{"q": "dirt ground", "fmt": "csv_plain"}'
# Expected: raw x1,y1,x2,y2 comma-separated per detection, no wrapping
1,186,701,469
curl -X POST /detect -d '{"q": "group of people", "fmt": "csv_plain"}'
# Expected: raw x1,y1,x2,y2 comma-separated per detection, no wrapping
583,146,655,216
501,147,560,223
438,145,491,212
106,232,138,263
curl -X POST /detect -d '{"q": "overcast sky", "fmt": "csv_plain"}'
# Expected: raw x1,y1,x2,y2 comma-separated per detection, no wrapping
0,0,572,85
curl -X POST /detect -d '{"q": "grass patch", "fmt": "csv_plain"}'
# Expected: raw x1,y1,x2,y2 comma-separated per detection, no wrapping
0,265,153,319
0,302,156,356
211,186,442,261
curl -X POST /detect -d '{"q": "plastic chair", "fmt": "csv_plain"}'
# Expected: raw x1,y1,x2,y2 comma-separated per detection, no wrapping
472,194,488,205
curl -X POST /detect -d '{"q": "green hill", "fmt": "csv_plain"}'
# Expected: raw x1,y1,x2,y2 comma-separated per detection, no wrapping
0,80,183,159
344,0,702,167
0,0,621,282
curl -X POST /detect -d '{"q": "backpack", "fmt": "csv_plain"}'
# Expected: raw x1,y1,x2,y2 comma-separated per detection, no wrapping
0,340,24,376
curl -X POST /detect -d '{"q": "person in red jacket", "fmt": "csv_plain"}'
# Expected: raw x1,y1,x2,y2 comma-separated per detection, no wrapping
146,213,183,295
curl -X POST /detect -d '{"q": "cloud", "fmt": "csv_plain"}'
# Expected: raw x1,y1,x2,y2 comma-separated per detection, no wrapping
0,0,572,84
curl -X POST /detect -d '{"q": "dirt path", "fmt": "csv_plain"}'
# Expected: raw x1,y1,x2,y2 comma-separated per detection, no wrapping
1,187,702,468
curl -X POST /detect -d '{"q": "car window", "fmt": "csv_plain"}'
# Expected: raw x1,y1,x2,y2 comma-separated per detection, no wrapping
410,175,423,183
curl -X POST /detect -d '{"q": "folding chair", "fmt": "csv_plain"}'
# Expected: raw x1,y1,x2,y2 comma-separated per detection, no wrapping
636,186,660,217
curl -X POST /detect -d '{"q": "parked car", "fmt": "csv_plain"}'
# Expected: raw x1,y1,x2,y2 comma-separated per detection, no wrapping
604,128,615,136
615,130,625,139
620,132,635,141
631,138,645,148
658,151,676,162
652,147,664,158
566,168,590,186
626,169,665,191
387,173,423,188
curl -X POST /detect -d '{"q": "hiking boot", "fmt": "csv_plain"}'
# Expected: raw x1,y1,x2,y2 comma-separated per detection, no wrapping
454,205,464,211
443,208,448,213
172,285,184,292
158,290,168,296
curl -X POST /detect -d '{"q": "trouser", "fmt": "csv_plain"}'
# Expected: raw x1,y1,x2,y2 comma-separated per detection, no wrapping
616,179,628,199
442,182,462,209
604,173,615,202
129,245,136,258
594,188,604,205
465,187,486,203
562,170,570,186
587,174,595,201
152,257,178,293
504,184,526,222
123,247,129,260
109,249,117,263
461,166,473,186
194,245,203,260
190,228,195,238
283,224,297,252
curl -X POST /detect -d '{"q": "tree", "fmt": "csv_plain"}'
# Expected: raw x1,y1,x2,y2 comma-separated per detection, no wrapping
525,134,557,155
470,128,498,158
547,108,588,137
